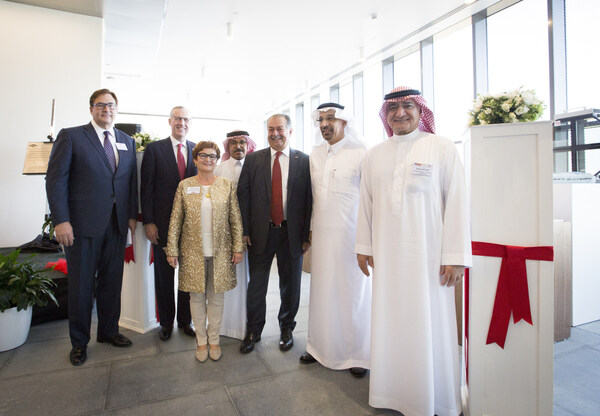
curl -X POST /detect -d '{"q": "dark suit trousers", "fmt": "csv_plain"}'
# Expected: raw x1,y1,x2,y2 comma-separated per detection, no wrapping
65,206,126,348
152,243,191,328
247,223,303,335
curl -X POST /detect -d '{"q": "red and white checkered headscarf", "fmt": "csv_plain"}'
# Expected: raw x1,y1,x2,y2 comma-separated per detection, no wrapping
379,86,436,137
221,131,257,161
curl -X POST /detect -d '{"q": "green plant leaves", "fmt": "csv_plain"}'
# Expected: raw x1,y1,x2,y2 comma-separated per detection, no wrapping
0,250,58,312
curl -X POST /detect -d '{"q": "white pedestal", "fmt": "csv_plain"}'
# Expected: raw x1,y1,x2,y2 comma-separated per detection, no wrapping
119,153,158,334
554,183,600,325
464,121,554,416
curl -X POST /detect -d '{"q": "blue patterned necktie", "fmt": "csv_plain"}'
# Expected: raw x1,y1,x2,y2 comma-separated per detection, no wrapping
103,130,116,172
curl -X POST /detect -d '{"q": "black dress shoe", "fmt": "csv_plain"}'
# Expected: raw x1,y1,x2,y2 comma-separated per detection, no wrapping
97,333,133,348
159,326,173,341
240,331,261,354
279,328,293,351
299,351,316,364
349,367,368,378
69,346,87,366
179,324,196,337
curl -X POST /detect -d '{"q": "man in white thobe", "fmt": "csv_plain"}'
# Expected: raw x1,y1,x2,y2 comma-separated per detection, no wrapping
215,130,257,340
300,103,371,378
356,86,472,416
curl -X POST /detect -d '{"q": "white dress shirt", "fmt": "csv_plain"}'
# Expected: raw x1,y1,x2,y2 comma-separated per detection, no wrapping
91,120,119,165
170,136,188,165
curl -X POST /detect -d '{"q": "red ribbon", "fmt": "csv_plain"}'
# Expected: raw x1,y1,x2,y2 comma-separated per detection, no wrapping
124,214,156,265
124,245,135,264
471,241,553,349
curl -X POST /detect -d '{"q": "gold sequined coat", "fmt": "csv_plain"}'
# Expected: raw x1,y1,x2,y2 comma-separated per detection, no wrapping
166,176,244,294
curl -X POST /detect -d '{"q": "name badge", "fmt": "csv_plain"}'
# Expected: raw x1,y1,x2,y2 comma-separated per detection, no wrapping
412,163,432,176
187,186,201,194
116,143,128,151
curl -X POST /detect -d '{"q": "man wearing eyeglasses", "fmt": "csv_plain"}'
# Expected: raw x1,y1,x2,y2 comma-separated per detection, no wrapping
141,106,197,341
46,89,138,366
214,130,257,341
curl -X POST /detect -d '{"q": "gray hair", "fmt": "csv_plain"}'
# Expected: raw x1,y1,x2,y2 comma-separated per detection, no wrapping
267,113,292,129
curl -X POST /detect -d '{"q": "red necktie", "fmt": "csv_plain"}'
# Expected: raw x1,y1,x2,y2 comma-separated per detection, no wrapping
177,143,185,180
270,151,284,226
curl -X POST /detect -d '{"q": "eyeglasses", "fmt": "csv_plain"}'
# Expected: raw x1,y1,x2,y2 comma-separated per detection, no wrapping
92,102,117,109
229,140,247,146
197,153,218,160
171,116,191,123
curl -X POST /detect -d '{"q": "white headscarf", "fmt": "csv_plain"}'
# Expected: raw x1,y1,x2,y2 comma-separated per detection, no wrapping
311,103,365,149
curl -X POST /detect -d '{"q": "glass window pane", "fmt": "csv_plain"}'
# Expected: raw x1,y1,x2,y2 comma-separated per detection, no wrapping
578,121,600,145
363,61,386,148
553,123,572,148
394,50,421,90
566,0,600,110
433,19,473,141
339,80,353,114
295,103,304,152
554,150,572,173
487,0,550,120
576,148,600,174
311,94,320,112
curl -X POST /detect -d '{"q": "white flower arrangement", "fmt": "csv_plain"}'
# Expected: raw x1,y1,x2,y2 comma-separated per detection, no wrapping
468,87,545,126
132,132,158,152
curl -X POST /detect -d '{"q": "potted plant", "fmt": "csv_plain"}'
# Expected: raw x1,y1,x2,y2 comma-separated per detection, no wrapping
0,249,58,351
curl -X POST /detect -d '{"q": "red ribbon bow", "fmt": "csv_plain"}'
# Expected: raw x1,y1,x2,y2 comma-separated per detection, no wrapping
471,241,554,348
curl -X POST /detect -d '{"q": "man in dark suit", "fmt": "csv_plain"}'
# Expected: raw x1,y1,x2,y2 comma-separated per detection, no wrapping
141,106,197,341
46,89,138,366
237,114,312,353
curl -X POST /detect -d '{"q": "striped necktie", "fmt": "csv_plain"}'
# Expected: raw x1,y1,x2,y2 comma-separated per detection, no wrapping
103,131,116,172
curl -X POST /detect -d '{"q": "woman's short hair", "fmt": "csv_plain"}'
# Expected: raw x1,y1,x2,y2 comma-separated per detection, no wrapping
192,141,221,160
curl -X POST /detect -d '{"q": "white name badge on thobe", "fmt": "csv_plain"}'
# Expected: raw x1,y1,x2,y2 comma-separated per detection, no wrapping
412,162,432,176
116,143,128,151
187,186,201,194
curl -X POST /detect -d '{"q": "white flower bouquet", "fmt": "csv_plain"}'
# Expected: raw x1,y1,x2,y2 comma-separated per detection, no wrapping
468,87,544,126
132,132,158,152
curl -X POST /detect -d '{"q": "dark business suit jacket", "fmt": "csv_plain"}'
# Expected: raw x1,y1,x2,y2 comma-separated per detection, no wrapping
46,123,138,236
237,147,312,258
140,138,197,244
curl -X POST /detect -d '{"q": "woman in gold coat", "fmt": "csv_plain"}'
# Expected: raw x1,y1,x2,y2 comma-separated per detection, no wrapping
166,141,243,362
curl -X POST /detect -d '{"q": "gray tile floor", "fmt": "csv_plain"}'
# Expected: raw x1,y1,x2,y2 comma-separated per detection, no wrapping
1,265,599,416
553,320,600,416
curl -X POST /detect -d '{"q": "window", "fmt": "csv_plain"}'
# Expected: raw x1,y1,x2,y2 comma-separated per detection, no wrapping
393,48,421,90
554,111,600,174
363,61,385,147
433,19,473,141
295,103,304,152
338,80,353,113
566,0,600,110
487,0,550,120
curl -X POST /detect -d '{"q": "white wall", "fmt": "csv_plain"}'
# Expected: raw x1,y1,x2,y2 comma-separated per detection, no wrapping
0,1,103,247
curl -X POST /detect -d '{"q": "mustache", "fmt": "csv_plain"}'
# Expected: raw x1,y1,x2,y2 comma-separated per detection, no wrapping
269,135,283,141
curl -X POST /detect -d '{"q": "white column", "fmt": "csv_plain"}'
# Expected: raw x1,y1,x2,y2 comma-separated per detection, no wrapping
119,152,159,333
464,121,554,416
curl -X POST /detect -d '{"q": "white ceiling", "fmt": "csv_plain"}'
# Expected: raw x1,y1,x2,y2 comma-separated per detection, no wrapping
9,0,473,120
